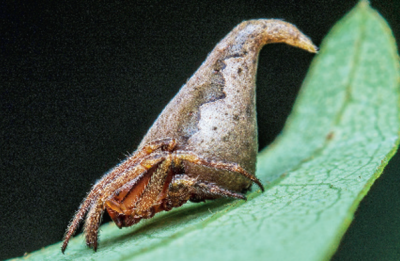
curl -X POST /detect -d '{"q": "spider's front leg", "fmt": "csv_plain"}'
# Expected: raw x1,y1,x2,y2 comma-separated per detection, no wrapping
62,138,177,253
104,157,174,228
83,154,170,250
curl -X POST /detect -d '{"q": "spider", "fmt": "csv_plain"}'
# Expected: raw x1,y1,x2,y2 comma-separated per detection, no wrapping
61,138,264,253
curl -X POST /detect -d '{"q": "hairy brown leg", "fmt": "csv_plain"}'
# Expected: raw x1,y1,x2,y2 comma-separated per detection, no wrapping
97,153,170,203
83,202,103,250
190,180,247,201
104,158,173,227
83,153,171,250
62,139,175,253
171,151,265,192
162,174,246,211
105,165,158,216
105,167,156,228
134,158,172,217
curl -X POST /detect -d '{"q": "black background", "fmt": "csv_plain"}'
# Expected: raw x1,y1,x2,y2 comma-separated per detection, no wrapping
1,1,400,260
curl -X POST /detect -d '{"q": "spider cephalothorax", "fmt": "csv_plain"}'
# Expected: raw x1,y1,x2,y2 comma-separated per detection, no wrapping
62,138,263,252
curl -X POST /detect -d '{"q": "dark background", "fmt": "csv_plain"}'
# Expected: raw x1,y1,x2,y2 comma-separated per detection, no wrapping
1,1,399,260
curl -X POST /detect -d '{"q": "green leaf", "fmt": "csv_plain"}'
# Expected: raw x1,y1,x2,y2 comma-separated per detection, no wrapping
13,2,399,261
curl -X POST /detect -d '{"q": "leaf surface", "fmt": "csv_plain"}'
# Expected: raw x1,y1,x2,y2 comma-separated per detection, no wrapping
13,2,400,261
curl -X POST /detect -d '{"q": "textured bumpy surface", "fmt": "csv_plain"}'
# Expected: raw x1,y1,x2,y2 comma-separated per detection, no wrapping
12,2,400,261
140,19,316,192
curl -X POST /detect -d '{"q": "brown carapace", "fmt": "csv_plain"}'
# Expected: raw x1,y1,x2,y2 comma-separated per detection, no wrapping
62,19,317,253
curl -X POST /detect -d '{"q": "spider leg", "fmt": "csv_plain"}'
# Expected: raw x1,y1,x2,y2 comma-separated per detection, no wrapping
171,151,265,192
104,158,173,227
165,174,246,209
83,201,103,250
98,152,169,203
190,179,247,201
82,165,151,251
83,152,171,250
133,157,172,217
62,139,175,253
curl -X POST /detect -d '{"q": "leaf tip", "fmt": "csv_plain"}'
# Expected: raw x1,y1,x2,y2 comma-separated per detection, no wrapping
355,0,372,13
